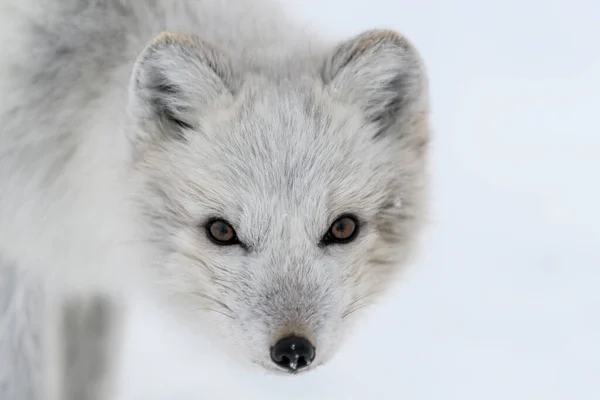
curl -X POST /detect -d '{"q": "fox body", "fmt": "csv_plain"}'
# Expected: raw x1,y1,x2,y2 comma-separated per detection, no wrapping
0,0,430,399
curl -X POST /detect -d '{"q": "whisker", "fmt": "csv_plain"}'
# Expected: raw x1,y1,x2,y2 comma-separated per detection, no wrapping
212,281,235,292
345,294,371,310
344,290,382,310
196,308,236,320
342,303,374,319
180,251,232,276
190,291,233,312
341,290,384,320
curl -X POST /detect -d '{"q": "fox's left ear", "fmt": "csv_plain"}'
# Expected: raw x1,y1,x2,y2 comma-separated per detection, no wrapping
323,30,429,138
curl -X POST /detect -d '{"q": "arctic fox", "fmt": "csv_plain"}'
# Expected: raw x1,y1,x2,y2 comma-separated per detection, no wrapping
0,0,430,399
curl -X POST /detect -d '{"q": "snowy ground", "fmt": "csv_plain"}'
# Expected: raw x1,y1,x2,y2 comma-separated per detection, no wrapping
116,1,600,399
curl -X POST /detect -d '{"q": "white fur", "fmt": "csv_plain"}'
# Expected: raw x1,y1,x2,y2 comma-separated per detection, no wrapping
0,1,430,399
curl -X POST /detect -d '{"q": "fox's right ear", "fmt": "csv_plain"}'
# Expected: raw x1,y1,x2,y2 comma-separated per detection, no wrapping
127,32,234,144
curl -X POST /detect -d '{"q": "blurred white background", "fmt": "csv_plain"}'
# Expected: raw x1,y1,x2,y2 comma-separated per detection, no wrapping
116,1,600,399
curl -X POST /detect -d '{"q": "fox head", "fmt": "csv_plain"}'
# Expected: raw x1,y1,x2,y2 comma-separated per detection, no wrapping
125,29,429,373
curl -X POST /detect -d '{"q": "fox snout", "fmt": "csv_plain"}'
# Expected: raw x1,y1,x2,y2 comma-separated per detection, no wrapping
230,258,344,372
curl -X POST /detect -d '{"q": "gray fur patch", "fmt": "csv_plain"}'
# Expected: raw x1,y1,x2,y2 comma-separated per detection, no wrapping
61,296,118,400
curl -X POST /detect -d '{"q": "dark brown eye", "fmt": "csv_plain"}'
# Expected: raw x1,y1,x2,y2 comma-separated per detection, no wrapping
206,219,239,245
323,215,359,244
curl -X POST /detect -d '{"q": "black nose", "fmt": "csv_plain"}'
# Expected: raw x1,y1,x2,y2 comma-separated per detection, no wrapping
270,336,316,371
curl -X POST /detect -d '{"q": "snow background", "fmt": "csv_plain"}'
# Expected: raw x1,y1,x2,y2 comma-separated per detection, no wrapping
115,1,600,399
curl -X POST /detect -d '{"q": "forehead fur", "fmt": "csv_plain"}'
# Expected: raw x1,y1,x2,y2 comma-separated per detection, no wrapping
140,79,398,223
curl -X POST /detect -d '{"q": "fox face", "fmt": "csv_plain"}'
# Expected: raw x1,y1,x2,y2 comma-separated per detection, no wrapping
126,30,429,373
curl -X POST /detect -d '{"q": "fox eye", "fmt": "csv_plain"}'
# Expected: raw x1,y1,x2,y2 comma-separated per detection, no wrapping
206,219,239,245
322,215,359,245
